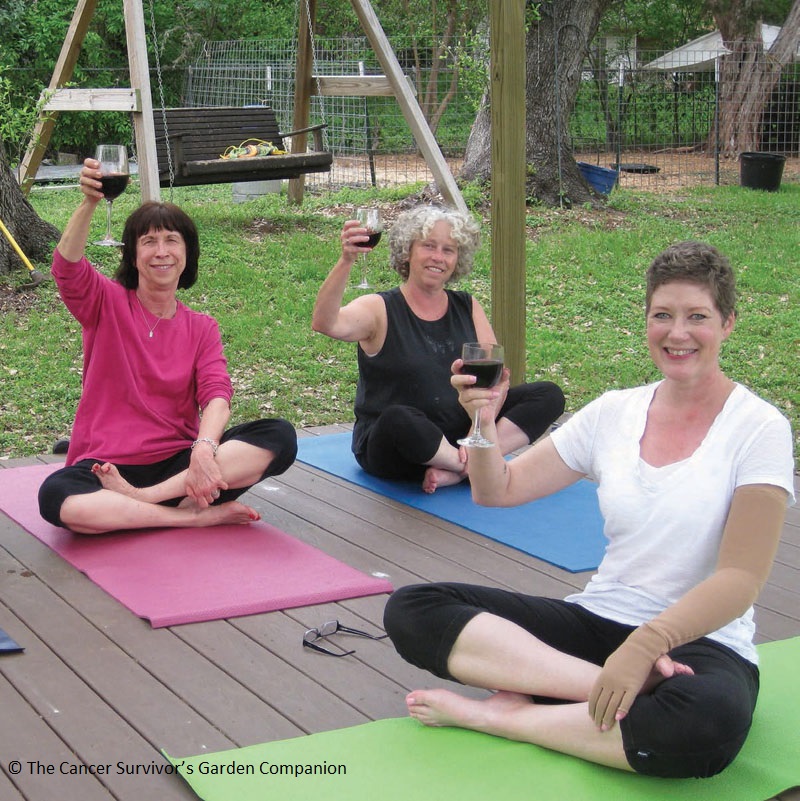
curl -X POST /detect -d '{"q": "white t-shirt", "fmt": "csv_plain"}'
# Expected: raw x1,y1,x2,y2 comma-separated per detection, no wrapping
550,382,795,664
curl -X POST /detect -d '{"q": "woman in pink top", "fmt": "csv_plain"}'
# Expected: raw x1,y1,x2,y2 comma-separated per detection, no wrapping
38,159,296,534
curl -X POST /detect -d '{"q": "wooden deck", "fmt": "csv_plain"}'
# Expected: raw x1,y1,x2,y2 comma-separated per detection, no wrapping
1,424,798,801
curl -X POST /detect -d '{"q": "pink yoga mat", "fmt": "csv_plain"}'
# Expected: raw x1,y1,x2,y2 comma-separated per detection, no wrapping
0,463,393,627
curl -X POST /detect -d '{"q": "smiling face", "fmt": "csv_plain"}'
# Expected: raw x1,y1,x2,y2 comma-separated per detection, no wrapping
646,280,735,386
406,220,459,287
134,227,187,292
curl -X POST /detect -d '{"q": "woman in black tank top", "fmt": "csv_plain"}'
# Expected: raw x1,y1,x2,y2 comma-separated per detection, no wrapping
312,205,564,493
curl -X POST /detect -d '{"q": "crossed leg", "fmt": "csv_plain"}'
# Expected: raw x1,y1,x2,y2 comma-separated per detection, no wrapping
422,417,529,493
59,440,274,534
404,612,634,771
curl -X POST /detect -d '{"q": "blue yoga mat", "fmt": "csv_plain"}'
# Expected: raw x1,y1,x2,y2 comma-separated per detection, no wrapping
296,433,606,573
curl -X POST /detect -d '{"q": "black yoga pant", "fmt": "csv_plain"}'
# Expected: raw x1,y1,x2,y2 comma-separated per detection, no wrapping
384,582,759,779
356,381,565,481
38,418,297,527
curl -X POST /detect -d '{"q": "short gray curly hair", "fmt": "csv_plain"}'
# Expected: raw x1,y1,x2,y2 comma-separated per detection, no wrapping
388,205,481,284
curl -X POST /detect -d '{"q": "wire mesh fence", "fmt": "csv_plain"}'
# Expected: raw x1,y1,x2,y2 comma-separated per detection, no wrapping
573,33,800,191
180,35,799,194
180,36,476,193
12,33,799,194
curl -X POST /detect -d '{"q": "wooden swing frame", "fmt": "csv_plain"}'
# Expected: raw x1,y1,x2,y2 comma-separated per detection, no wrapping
17,0,465,211
18,0,527,378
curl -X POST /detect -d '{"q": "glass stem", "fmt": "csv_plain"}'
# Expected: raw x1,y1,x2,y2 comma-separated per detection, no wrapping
105,200,113,241
472,408,483,441
360,254,368,283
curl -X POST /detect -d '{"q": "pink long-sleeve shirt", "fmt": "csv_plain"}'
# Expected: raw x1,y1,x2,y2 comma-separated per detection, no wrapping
52,250,233,465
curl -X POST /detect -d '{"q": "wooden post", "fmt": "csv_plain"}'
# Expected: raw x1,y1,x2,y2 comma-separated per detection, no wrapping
17,0,159,203
288,0,316,205
17,0,99,194
349,0,467,214
490,0,527,385
123,0,159,202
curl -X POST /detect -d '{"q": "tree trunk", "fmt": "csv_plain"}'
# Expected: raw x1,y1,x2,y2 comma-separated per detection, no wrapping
0,140,59,276
459,0,615,207
711,0,800,156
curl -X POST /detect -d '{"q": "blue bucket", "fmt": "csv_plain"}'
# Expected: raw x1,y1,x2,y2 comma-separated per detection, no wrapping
577,162,618,195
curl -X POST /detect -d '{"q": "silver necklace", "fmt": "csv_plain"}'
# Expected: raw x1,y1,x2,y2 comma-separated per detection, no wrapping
136,294,173,338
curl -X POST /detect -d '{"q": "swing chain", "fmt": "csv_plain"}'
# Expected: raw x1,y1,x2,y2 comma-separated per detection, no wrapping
303,0,329,151
148,0,174,199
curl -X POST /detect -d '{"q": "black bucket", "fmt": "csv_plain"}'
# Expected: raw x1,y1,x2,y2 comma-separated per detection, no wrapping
739,152,786,192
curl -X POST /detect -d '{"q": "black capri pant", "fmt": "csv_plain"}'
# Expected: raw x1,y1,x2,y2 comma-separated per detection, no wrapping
38,418,297,527
384,582,759,779
356,381,565,481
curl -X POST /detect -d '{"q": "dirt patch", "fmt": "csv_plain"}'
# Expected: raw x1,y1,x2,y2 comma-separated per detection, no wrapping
0,282,43,313
306,150,799,195
576,150,800,192
246,193,440,242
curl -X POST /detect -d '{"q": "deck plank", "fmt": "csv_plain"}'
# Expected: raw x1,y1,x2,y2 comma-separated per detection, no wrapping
0,449,797,801
0,669,112,801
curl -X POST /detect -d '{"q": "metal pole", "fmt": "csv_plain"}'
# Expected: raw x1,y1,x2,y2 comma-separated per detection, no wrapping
616,62,623,176
360,61,377,186
714,57,720,186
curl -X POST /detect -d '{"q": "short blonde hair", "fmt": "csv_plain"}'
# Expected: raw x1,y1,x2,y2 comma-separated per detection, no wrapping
388,205,481,284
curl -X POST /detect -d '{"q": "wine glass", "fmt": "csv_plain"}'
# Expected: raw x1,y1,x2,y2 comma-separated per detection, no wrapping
94,145,130,247
354,207,383,289
457,342,505,448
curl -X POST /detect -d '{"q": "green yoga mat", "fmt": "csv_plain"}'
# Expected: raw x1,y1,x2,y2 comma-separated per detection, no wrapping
165,637,800,801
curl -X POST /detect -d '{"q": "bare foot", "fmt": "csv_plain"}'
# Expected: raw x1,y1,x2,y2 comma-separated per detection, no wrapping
640,654,694,695
193,501,260,527
406,688,533,733
92,462,148,502
422,466,467,494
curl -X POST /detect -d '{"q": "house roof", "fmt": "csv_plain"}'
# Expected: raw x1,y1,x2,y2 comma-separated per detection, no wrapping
643,23,795,72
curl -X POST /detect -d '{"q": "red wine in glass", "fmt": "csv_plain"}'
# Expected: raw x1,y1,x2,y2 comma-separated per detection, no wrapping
364,230,383,249
94,144,129,247
354,208,383,289
457,343,505,448
461,359,503,389
100,173,130,201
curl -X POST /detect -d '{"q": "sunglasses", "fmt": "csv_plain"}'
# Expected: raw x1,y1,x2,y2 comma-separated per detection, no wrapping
302,619,389,657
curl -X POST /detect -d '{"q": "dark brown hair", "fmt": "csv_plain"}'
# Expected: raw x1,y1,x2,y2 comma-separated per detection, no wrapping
115,202,200,289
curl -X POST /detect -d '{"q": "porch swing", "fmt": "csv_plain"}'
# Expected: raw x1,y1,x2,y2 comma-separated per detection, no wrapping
18,0,465,211
147,0,332,191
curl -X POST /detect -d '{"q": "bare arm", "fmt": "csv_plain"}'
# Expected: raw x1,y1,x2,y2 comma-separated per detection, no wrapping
184,397,232,507
470,297,496,343
56,159,104,262
311,219,385,348
452,364,583,506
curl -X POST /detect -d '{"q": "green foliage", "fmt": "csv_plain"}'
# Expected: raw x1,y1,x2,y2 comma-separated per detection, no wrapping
0,71,39,165
4,180,798,465
599,0,713,50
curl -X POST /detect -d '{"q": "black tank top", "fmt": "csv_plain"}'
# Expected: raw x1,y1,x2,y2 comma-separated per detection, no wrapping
352,287,476,455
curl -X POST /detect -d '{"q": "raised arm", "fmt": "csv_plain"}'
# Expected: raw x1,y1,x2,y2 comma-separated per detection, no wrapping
311,219,386,349
57,159,104,262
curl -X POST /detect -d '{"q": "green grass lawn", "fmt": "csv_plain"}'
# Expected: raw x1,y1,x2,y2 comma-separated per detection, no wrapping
2,179,797,465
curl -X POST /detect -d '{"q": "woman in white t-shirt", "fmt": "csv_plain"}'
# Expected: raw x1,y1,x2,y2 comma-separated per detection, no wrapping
383,241,795,778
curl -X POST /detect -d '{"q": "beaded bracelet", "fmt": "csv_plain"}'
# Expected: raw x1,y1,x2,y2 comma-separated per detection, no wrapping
191,437,219,456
